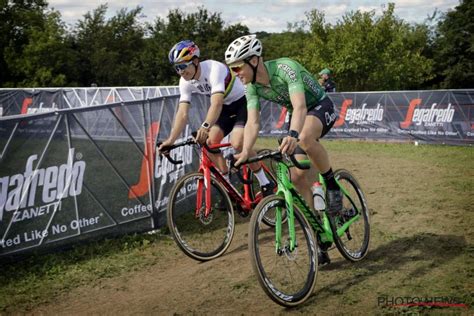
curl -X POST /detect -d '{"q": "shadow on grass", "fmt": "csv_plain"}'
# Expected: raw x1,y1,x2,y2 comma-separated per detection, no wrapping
307,232,468,304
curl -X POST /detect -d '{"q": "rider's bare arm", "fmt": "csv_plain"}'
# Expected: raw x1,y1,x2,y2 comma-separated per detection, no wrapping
168,102,190,143
203,93,224,126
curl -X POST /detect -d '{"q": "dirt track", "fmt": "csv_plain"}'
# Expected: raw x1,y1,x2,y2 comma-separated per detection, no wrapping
31,143,473,315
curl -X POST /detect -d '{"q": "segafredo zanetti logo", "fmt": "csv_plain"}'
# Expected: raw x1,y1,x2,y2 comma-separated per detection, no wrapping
400,99,455,128
334,99,384,127
0,148,86,222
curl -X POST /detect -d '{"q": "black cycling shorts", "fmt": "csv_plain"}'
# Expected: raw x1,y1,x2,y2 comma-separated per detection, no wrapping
293,96,338,155
215,96,247,136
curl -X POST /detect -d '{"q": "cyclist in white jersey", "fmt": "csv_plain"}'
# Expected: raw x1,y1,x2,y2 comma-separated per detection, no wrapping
158,40,273,195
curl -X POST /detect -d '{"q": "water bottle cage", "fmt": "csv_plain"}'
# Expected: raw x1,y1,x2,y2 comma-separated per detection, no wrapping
312,192,325,199
312,185,326,211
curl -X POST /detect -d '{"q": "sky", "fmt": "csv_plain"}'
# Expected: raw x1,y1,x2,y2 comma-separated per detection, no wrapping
48,0,461,33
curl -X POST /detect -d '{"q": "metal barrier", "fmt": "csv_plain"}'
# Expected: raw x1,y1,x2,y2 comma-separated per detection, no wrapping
0,94,204,257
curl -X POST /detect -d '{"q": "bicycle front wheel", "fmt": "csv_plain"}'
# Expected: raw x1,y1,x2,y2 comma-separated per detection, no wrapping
248,195,318,307
329,169,370,261
167,172,235,261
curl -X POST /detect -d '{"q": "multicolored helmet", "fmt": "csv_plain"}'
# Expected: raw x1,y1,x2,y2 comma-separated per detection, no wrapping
225,35,262,65
168,40,200,64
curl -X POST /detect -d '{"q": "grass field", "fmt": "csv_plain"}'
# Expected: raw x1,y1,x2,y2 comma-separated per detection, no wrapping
0,139,472,314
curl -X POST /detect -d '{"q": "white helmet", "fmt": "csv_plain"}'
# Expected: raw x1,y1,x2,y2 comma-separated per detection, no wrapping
225,35,262,65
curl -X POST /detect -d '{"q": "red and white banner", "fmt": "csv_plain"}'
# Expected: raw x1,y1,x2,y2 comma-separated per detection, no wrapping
259,90,473,145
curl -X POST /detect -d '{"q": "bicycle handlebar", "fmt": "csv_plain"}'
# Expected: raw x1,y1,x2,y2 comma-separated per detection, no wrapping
288,153,311,170
225,154,254,185
157,131,223,165
276,136,311,170
157,138,195,165
191,131,222,154
245,150,281,164
237,150,310,170
238,137,311,170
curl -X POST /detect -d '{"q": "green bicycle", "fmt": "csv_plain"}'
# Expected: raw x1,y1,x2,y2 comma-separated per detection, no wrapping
245,150,370,307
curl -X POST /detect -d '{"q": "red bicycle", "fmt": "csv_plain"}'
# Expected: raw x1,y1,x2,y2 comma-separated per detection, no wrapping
159,136,277,261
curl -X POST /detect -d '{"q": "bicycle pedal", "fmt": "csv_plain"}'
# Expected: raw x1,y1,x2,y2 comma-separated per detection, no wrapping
343,208,357,219
235,204,250,217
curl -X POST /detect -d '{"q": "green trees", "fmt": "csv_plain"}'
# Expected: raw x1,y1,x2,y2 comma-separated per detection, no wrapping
143,7,249,85
5,10,78,87
74,5,146,86
1,0,51,86
298,4,433,91
432,0,474,88
0,2,470,90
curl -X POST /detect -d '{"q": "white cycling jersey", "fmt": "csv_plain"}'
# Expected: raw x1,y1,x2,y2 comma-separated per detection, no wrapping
178,60,245,105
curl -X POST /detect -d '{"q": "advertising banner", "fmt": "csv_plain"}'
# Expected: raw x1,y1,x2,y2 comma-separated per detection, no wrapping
0,94,206,256
0,87,179,117
0,89,472,257
259,90,473,145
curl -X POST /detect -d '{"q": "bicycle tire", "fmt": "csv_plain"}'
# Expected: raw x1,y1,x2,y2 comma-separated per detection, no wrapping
248,195,318,307
167,171,235,261
328,169,370,261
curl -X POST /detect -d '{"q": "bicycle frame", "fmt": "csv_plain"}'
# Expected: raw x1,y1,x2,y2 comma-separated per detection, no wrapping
273,160,361,253
195,142,272,218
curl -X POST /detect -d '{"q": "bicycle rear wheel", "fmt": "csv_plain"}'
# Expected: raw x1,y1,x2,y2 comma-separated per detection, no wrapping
167,171,234,261
328,169,370,261
248,195,318,307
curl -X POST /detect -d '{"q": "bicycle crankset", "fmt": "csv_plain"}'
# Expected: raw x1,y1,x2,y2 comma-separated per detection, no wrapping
235,203,250,218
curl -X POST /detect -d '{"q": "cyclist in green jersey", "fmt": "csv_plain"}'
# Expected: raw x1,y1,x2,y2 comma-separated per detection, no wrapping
225,34,343,233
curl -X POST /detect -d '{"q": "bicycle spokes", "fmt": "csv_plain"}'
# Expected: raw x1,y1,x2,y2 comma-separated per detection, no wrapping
328,169,370,262
249,195,318,307
167,172,235,261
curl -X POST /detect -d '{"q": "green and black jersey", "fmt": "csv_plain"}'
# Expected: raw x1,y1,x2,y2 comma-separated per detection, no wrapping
246,57,326,113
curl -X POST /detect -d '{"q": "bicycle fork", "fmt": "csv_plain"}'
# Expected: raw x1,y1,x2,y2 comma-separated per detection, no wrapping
195,167,213,218
275,189,297,255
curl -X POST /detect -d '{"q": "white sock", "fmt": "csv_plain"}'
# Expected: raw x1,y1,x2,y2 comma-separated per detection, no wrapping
254,168,270,186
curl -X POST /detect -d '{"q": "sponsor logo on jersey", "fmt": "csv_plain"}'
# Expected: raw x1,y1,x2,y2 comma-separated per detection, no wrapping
277,64,297,82
302,74,320,95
